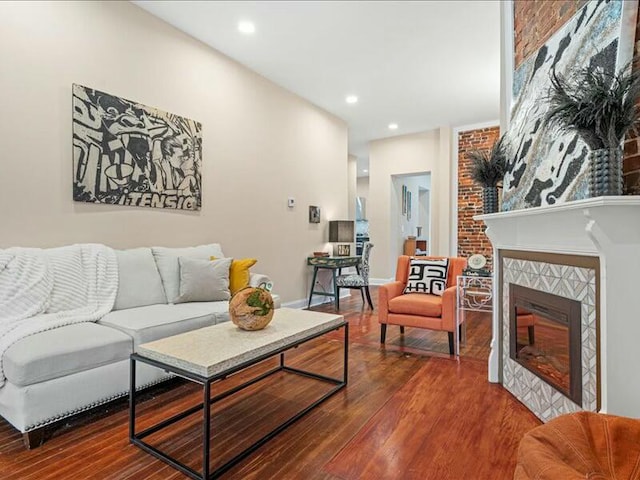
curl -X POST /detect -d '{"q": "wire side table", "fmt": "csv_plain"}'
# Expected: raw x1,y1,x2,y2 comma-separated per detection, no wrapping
455,275,493,356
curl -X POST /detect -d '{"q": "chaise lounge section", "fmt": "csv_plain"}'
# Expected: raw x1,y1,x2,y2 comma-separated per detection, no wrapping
0,243,279,448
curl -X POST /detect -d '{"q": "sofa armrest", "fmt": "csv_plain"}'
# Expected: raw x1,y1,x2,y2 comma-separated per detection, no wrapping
378,281,405,324
249,272,273,290
248,273,280,308
441,285,458,332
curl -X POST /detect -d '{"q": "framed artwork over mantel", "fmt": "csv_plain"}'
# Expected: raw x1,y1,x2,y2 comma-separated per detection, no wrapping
502,0,638,210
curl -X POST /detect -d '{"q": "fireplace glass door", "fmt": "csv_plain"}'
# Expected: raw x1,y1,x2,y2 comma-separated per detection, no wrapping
509,284,582,405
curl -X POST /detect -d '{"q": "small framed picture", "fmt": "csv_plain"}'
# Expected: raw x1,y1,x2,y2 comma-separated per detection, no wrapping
402,185,407,214
337,244,351,256
309,205,321,223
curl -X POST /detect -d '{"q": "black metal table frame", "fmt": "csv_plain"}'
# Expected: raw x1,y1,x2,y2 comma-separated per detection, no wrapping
307,262,361,309
129,322,348,480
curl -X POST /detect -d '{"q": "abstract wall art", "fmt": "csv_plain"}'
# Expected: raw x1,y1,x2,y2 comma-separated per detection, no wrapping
72,84,203,210
502,0,637,211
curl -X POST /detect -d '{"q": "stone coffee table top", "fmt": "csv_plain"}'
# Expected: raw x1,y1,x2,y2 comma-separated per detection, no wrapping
136,307,344,378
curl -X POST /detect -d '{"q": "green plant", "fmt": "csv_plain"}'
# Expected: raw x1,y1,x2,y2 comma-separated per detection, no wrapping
466,137,507,187
247,290,273,316
545,64,640,150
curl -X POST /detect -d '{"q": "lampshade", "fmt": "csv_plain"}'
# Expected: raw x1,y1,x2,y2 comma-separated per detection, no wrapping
329,220,354,243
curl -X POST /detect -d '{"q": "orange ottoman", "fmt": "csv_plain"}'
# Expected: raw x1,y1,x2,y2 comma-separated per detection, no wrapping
514,412,640,479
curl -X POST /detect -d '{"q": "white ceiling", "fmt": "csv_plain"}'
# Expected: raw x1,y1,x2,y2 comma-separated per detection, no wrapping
133,1,501,175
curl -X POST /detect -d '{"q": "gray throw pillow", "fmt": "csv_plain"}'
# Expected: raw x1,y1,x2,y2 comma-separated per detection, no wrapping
152,244,225,304
175,257,232,303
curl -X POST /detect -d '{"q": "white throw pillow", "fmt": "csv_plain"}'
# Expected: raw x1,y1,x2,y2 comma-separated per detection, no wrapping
403,258,449,296
175,257,232,303
152,244,225,304
113,248,167,310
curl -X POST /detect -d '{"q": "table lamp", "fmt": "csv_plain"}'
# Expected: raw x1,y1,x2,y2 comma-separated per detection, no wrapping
329,220,354,256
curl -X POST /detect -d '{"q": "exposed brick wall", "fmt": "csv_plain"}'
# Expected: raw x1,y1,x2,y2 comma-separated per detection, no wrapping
514,0,640,195
513,0,588,69
623,12,640,194
623,135,640,194
457,126,500,270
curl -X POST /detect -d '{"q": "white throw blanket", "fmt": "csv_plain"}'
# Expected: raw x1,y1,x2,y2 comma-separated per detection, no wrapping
0,244,118,387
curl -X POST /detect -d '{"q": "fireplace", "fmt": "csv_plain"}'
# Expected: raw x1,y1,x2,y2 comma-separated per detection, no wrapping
499,254,597,421
477,197,640,420
509,284,582,405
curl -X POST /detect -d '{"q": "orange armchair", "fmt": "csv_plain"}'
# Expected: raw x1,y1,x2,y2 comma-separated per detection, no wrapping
379,255,467,354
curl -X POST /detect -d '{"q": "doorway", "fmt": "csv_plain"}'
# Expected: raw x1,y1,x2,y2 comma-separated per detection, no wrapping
391,173,431,257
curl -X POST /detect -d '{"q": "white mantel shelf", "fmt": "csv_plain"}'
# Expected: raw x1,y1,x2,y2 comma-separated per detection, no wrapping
475,196,640,256
475,196,640,418
477,196,640,221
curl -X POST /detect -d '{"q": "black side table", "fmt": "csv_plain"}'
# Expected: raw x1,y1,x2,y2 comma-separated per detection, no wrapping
307,256,361,309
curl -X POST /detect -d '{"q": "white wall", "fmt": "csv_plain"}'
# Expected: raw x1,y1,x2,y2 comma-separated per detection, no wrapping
368,127,451,279
418,187,430,245
348,154,357,221
0,1,348,304
357,176,370,200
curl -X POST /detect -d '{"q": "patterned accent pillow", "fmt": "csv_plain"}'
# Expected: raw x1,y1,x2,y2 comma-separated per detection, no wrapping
403,258,449,296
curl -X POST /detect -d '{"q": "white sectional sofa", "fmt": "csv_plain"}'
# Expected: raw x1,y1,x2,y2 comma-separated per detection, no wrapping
0,243,279,448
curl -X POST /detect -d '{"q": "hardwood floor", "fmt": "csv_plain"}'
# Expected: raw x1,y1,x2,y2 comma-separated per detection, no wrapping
0,287,540,479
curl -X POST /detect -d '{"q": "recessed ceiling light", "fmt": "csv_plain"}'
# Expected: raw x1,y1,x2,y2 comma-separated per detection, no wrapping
345,95,358,104
363,169,368,173
238,21,255,34
388,123,398,130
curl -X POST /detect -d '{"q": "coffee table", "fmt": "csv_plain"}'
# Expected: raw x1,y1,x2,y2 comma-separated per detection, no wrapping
129,308,348,480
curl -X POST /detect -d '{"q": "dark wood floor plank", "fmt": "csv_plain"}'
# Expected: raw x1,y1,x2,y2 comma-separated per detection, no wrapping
0,288,540,479
324,357,539,480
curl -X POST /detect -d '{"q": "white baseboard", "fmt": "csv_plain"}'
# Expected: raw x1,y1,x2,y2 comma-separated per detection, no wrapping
283,290,352,310
283,279,392,308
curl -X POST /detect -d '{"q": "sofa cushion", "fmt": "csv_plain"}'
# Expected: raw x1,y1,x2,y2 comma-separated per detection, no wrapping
98,303,228,347
388,293,442,317
113,248,167,310
175,257,232,303
152,244,225,303
3,323,132,387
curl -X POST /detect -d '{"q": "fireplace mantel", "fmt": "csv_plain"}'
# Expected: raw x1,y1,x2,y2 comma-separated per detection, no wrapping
477,196,640,255
476,196,640,418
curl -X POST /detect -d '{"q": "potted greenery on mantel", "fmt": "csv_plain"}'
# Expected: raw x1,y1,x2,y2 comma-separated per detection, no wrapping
466,137,507,214
545,64,640,196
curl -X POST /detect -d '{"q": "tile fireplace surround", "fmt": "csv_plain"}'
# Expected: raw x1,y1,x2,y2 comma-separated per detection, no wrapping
478,197,640,421
502,254,597,421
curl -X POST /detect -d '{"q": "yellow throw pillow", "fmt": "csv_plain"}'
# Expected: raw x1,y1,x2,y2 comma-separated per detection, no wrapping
211,257,257,295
